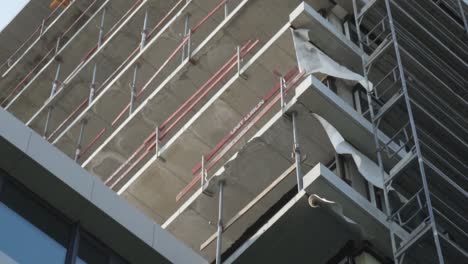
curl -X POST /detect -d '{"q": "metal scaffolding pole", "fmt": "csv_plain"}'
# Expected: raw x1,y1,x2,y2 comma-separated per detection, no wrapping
141,8,149,50
291,111,303,192
224,0,229,18
89,8,106,105
456,0,468,36
50,62,62,97
43,106,53,138
216,181,225,264
352,0,449,262
44,62,62,138
89,63,98,104
182,14,191,62
383,0,444,262
97,8,106,48
129,64,139,115
352,1,399,262
74,120,87,161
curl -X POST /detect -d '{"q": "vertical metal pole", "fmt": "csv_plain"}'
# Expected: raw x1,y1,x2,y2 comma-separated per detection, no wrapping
43,106,53,138
182,14,190,62
40,19,46,36
97,8,106,48
187,30,192,60
44,62,61,139
141,9,149,50
201,155,206,189
291,112,303,192
155,126,160,158
51,63,61,97
89,63,98,104
74,120,86,161
55,37,61,54
383,0,444,262
280,76,285,111
129,65,138,115
224,0,229,18
457,0,468,36
237,46,242,76
216,181,224,264
351,1,398,262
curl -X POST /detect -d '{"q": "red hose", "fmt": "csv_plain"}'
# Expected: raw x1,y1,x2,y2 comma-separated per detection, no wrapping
176,69,305,201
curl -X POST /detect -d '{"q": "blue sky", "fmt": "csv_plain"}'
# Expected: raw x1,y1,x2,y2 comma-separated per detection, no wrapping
0,0,29,31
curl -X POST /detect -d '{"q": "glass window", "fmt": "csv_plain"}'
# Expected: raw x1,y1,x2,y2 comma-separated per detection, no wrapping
0,179,69,264
0,173,128,264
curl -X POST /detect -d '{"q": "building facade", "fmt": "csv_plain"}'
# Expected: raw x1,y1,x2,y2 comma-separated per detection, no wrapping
0,0,466,263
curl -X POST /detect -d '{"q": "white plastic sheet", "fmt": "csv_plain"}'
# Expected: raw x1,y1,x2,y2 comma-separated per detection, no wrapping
313,113,387,189
291,29,373,91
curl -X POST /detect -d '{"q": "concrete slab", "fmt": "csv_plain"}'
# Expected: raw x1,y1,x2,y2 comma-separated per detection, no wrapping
290,2,365,72
25,0,154,128
5,0,143,123
160,96,333,260
77,0,248,170
73,4,374,259
224,163,394,263
51,0,214,158
0,0,101,92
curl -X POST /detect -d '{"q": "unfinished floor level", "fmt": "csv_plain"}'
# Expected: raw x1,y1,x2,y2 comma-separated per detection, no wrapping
0,0,467,263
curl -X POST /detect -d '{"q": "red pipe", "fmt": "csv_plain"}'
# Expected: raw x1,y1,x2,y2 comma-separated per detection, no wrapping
108,145,150,189
48,45,140,142
159,40,253,131
62,0,100,38
50,0,191,150
191,67,299,175
55,0,141,150
86,0,239,154
72,0,141,71
47,97,89,141
202,71,305,175
176,69,305,201
159,40,259,140
147,0,185,38
50,0,182,142
107,39,258,189
191,0,228,33
1,48,55,106
111,36,190,127
104,41,254,184
2,0,101,104
78,127,107,159
0,0,68,71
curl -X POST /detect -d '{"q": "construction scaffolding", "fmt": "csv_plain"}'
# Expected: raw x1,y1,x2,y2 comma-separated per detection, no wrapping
352,0,468,263
0,0,466,263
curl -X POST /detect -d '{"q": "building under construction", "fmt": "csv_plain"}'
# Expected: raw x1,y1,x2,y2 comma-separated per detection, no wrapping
0,0,466,263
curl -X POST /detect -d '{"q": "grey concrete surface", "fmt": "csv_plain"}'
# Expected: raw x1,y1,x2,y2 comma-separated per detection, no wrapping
224,163,396,263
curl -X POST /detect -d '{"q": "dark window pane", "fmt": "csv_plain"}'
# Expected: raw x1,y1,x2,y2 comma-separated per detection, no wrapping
0,180,69,264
